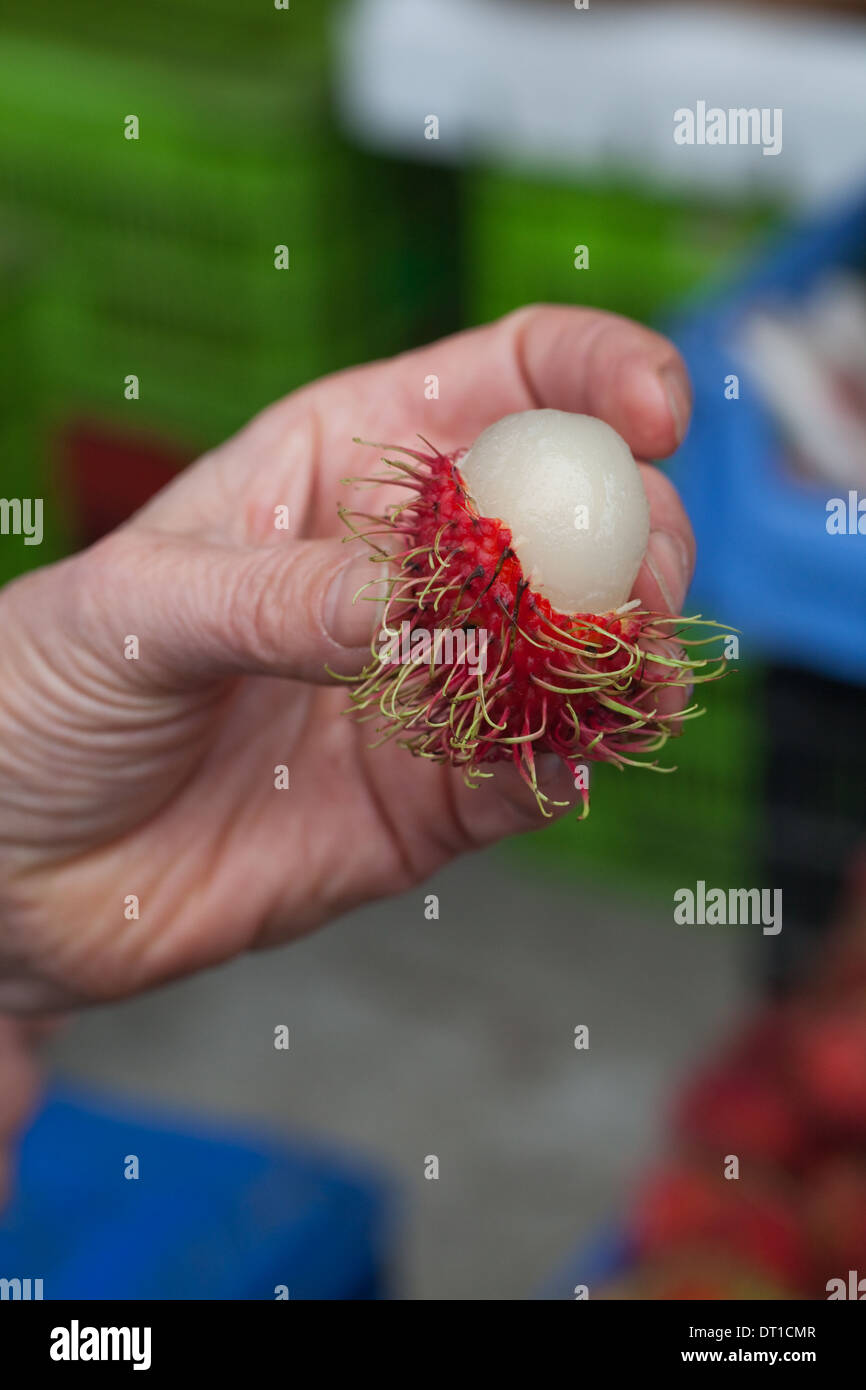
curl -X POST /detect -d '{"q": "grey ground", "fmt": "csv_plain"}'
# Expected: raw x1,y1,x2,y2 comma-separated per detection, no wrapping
46,846,745,1300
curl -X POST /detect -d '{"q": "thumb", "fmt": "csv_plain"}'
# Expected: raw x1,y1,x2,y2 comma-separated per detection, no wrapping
82,530,380,685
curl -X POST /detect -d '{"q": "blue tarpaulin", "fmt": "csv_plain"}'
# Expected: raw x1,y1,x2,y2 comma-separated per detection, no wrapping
0,1084,392,1300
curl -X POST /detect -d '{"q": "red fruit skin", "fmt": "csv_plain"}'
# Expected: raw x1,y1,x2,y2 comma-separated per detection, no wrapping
599,1252,793,1301
674,1009,813,1175
338,441,728,812
805,1158,866,1292
676,1068,809,1175
632,1166,810,1292
789,1005,866,1138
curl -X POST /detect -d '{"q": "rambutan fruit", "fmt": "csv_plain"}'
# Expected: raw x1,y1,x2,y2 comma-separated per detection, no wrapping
336,410,729,815
673,1008,814,1175
805,1157,866,1285
788,1003,866,1137
598,1252,795,1301
675,1066,809,1175
631,1165,810,1291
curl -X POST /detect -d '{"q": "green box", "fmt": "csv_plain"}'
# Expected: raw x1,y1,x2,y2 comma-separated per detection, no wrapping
465,167,782,326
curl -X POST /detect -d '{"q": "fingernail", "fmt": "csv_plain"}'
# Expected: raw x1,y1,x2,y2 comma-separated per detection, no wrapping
646,530,690,614
659,364,691,446
324,554,383,648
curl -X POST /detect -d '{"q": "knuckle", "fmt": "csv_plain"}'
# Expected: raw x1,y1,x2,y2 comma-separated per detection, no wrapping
232,549,298,668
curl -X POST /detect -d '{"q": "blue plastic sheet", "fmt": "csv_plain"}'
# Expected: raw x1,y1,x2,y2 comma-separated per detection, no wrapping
0,1084,391,1300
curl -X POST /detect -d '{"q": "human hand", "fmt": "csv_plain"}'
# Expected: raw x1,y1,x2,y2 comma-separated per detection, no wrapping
0,307,694,1011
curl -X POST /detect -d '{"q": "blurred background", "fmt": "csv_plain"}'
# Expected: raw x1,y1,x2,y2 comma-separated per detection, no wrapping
1,0,866,1300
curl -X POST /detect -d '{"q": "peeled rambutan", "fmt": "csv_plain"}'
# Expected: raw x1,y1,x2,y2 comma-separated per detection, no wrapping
335,410,729,815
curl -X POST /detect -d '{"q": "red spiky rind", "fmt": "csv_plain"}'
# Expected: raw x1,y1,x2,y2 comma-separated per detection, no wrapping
333,438,732,817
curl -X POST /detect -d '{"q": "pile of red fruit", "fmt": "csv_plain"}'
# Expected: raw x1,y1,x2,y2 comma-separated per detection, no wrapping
600,853,866,1299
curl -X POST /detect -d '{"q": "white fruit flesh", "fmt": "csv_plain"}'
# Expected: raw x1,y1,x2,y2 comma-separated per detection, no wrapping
459,409,650,615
